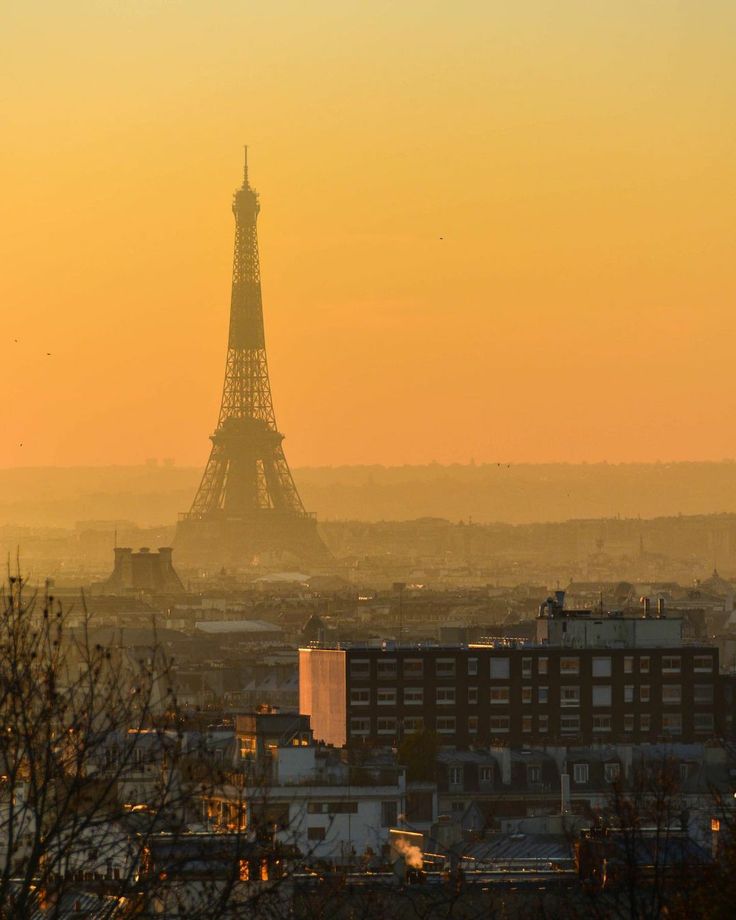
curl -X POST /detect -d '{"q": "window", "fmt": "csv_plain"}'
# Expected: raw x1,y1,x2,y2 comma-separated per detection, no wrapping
538,657,548,675
592,657,612,677
467,687,478,705
561,686,580,707
624,685,634,703
436,717,456,734
467,657,478,676
694,655,714,673
377,688,396,706
604,763,620,783
308,826,326,841
662,684,682,704
624,656,634,674
679,762,691,783
592,685,612,707
468,715,478,734
593,714,612,732
561,715,581,734
308,802,358,815
404,687,423,705
381,801,398,827
436,658,456,678
522,686,533,704
350,659,370,678
694,684,714,704
694,713,714,733
350,689,370,706
640,685,651,703
451,801,466,814
404,658,423,678
624,713,635,733
377,718,397,735
640,656,650,674
538,715,549,733
538,686,549,704
490,657,510,679
403,717,424,734
436,687,456,705
573,763,589,784
527,764,542,784
522,715,532,733
377,658,397,679
479,765,493,784
522,657,532,677
490,716,510,733
640,713,651,732
490,686,510,704
560,657,580,675
350,718,370,735
662,713,683,735
448,766,463,786
662,656,681,674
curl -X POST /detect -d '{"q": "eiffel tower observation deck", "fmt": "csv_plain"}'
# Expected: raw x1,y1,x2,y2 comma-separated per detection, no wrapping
176,150,330,568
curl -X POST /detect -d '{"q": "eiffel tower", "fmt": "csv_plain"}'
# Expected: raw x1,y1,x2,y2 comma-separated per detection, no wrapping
176,150,329,567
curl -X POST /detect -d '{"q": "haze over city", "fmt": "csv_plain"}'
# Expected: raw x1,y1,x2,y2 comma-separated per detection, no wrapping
3,4,736,919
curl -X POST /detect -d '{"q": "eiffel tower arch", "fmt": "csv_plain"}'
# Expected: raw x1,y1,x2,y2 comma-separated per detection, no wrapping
175,150,330,568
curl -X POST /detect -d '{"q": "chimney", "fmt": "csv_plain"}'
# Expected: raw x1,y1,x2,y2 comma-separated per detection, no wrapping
561,773,570,814
114,547,134,588
491,746,511,785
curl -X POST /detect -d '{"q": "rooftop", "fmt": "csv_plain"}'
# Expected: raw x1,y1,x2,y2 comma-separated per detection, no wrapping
195,619,282,634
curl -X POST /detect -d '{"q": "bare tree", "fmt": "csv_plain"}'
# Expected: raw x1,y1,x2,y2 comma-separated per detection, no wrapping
0,571,189,916
0,572,324,918
572,755,722,920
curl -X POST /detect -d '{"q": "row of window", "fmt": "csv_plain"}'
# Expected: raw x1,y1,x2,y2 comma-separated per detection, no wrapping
349,712,715,736
446,760,697,792
307,801,359,815
306,800,398,837
350,653,714,680
446,762,592,787
571,762,619,785
449,764,495,785
350,683,715,707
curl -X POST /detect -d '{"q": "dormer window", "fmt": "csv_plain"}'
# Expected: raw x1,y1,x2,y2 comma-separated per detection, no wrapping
604,762,620,783
573,763,589,784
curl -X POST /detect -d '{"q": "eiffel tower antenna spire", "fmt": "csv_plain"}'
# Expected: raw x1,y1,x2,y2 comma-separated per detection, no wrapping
243,144,249,188
176,151,329,566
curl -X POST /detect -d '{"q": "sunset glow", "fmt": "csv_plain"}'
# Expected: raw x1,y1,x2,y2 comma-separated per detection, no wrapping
3,1,735,468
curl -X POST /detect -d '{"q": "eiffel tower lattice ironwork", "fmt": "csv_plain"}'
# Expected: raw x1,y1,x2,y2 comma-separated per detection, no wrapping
176,150,328,565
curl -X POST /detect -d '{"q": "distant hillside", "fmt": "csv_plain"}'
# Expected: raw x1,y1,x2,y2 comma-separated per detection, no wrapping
5,462,736,528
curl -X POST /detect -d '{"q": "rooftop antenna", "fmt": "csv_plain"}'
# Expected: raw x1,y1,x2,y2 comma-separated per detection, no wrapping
243,145,249,187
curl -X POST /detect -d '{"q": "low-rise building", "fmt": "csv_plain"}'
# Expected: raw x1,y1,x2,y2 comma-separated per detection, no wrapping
201,712,436,867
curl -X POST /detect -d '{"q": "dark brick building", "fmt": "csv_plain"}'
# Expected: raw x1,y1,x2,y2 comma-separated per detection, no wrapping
300,643,722,748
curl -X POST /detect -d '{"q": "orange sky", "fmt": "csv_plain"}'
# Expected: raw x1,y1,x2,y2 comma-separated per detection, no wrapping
2,1,735,468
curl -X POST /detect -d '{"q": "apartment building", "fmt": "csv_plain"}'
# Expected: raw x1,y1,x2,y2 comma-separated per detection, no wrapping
202,712,437,865
300,608,722,749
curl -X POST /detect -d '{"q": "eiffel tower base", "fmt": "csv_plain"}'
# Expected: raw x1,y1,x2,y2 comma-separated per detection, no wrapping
174,512,330,570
